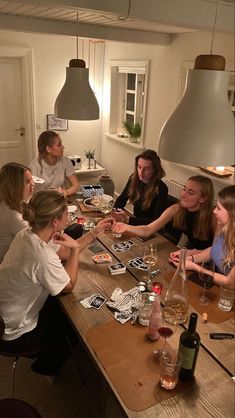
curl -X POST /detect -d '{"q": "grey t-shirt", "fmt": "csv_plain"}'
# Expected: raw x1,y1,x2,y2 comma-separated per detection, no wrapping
30,156,75,192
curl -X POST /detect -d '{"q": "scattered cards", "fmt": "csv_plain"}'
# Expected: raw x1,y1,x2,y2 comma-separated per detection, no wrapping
111,240,135,253
127,257,149,271
80,293,106,309
92,253,112,264
109,262,126,275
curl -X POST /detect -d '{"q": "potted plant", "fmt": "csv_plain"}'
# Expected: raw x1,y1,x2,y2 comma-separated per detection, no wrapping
122,121,141,143
84,149,96,169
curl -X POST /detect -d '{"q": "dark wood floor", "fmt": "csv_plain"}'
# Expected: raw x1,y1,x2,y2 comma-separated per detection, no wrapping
0,343,126,418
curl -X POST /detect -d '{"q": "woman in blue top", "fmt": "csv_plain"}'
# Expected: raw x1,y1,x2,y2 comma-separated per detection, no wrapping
170,185,235,289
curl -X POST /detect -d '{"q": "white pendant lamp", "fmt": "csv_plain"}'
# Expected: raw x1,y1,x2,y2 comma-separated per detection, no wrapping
158,0,234,166
54,13,99,121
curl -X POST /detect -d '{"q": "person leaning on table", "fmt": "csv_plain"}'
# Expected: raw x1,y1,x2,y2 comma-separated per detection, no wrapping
112,175,217,250
0,190,111,376
112,149,168,225
30,130,79,198
169,185,235,290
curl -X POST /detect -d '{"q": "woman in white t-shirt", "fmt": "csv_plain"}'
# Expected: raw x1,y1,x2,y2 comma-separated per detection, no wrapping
0,162,34,262
30,130,79,197
0,190,110,376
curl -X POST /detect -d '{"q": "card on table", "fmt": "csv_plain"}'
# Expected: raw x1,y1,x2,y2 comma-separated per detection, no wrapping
89,294,106,309
88,243,104,254
111,240,133,253
109,262,126,275
92,253,112,263
127,257,149,271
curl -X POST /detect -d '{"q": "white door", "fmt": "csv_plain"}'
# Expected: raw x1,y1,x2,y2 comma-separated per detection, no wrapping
0,57,28,166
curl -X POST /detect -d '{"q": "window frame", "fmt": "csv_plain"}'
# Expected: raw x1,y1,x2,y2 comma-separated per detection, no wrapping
108,60,149,148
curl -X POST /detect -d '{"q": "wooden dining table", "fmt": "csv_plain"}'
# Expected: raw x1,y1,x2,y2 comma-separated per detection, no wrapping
58,226,235,417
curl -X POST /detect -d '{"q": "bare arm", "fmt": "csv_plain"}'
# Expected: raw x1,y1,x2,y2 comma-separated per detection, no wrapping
112,204,179,237
64,174,80,197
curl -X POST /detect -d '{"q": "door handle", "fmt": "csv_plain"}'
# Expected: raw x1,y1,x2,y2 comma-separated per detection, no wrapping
14,127,25,136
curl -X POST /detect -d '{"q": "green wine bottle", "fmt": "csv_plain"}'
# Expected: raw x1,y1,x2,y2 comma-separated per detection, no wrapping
179,312,200,380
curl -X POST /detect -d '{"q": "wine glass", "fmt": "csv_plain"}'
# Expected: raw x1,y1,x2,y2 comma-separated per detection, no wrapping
154,306,177,360
143,243,158,290
99,196,114,217
199,260,215,305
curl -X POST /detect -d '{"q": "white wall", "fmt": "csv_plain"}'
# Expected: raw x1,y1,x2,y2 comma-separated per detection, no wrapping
102,31,234,194
0,30,105,164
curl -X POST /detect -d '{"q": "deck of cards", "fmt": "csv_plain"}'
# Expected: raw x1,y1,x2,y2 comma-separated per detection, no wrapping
111,240,135,253
109,262,126,275
127,257,149,271
80,293,106,309
92,253,112,263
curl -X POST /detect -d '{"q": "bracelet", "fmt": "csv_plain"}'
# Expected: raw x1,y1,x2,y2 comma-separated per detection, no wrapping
89,229,96,239
191,255,194,262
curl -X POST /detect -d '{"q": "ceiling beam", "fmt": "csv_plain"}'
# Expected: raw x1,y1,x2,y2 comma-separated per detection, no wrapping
0,14,172,45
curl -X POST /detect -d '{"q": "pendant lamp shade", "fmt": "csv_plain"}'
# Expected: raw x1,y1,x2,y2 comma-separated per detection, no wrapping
158,69,234,166
54,59,99,121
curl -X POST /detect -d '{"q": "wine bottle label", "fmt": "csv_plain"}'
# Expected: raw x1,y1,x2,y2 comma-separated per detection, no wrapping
179,344,196,369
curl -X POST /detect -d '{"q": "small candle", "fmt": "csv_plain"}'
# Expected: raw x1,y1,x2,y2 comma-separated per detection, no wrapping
152,281,162,295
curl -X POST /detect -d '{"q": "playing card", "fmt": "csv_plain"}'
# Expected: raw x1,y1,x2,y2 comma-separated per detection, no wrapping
80,293,98,308
89,294,106,309
125,240,135,246
88,243,103,254
127,257,149,271
111,242,131,252
92,253,112,263
109,263,126,275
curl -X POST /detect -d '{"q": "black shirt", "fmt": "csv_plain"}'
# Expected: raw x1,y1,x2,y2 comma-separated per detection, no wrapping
114,176,168,225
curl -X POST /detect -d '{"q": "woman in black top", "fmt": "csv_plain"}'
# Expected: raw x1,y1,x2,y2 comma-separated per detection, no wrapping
112,175,217,250
113,149,168,225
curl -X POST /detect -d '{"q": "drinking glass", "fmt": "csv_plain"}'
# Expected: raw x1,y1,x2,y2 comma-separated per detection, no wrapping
99,196,114,217
199,260,215,305
159,351,183,390
143,243,158,290
154,307,177,360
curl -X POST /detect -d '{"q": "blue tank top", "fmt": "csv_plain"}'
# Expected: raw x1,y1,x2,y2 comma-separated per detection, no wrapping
211,234,233,275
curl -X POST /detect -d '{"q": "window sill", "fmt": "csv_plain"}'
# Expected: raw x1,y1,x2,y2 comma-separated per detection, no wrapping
105,133,144,150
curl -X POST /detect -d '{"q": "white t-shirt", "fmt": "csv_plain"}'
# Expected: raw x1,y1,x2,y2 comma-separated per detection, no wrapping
30,156,75,193
0,228,70,340
0,201,28,263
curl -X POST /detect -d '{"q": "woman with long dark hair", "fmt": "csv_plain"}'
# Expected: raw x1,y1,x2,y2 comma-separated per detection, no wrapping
113,149,168,225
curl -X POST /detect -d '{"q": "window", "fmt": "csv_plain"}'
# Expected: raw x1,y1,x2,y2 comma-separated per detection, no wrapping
108,60,149,147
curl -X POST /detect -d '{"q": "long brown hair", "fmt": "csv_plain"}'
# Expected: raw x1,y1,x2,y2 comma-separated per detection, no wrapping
217,185,235,268
0,162,31,212
22,190,67,230
128,149,165,211
37,130,59,174
173,175,214,240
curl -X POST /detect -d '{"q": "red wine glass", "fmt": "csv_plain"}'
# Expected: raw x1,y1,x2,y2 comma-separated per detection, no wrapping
154,306,177,360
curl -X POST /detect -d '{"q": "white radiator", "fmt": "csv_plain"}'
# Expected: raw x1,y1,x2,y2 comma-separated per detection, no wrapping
165,178,184,198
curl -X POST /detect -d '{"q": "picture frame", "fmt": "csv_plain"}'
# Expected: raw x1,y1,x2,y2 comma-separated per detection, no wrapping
47,114,68,131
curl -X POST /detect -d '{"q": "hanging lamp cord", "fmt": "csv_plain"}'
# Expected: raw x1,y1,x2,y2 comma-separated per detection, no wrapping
210,0,219,55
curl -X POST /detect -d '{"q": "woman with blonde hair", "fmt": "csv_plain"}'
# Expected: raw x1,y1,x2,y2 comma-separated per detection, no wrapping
0,162,34,262
30,130,79,197
170,185,235,288
112,175,216,250
113,149,168,225
0,190,110,376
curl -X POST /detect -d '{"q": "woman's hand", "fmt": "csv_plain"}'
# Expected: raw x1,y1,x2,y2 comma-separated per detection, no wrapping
111,221,129,234
53,232,80,251
93,218,113,236
170,257,199,272
112,209,129,223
